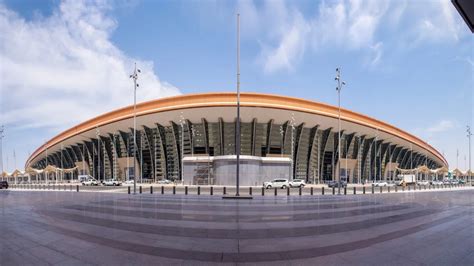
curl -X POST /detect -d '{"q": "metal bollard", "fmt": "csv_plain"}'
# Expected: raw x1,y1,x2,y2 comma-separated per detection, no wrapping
332,187,335,195
197,186,200,195
173,186,176,194
287,187,290,196
344,187,347,195
310,187,313,195
210,186,213,195
150,186,153,194
322,187,325,195
261,187,264,196
353,187,356,194
128,186,131,194
274,187,277,196
223,186,226,195
363,186,366,194
76,185,79,192
185,186,188,195
161,186,164,194
299,186,302,196
371,185,374,194
388,186,390,193
139,186,142,194
249,187,252,195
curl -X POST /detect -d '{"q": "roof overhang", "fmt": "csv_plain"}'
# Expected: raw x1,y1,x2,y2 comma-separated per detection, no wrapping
25,92,448,168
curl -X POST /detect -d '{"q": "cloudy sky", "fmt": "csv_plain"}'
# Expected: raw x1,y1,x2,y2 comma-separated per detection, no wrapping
0,0,472,172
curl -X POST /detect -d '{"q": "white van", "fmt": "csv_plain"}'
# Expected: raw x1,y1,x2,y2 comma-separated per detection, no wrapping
78,175,94,183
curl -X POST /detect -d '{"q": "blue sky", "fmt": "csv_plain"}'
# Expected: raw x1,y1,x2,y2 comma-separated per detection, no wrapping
0,0,472,172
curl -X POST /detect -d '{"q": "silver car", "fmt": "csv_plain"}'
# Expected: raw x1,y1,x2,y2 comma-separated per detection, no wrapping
264,179,289,189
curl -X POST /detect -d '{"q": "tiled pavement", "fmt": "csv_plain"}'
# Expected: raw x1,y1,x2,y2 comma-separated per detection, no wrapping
0,190,472,265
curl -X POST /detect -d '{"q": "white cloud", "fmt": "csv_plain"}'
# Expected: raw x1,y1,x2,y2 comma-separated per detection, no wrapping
242,0,468,74
427,120,455,133
0,0,180,131
369,42,383,66
260,10,310,73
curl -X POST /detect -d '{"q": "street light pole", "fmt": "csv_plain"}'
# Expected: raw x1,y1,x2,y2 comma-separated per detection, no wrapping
235,13,241,196
335,68,346,195
130,63,141,194
467,126,472,185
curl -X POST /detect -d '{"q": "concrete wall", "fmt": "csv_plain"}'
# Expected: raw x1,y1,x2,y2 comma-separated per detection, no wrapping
183,155,291,186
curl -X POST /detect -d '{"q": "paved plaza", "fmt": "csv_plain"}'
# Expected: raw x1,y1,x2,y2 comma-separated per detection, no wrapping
0,189,473,265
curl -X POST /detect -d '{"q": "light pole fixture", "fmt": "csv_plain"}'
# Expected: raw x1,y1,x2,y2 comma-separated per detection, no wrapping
179,112,185,182
335,67,346,195
96,127,101,182
130,63,141,194
235,13,241,196
467,126,472,185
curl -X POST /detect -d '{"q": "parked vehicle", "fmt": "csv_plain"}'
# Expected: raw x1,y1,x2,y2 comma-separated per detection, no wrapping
373,181,388,187
157,179,172,184
442,179,451,185
82,179,98,186
396,174,416,186
431,180,443,185
263,179,289,189
103,179,121,186
386,182,396,187
450,179,459,185
78,175,95,183
0,181,8,189
289,179,306,188
327,180,347,188
124,180,135,184
417,180,429,186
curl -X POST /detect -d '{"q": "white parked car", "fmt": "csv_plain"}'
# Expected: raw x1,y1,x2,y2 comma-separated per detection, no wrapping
82,179,98,186
386,182,396,187
431,180,443,185
289,179,306,188
124,180,135,185
263,179,289,189
373,181,388,187
157,179,172,184
417,180,429,186
103,179,122,186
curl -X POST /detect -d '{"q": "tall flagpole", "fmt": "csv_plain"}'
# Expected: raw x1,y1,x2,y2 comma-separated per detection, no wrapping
235,13,241,196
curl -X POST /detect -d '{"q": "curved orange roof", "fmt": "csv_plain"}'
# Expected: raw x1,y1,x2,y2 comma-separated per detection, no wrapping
26,92,448,167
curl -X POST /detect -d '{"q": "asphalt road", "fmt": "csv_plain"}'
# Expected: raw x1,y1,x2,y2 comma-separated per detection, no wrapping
0,189,473,265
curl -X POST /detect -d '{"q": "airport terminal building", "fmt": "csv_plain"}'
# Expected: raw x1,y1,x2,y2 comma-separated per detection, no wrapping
25,93,448,185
